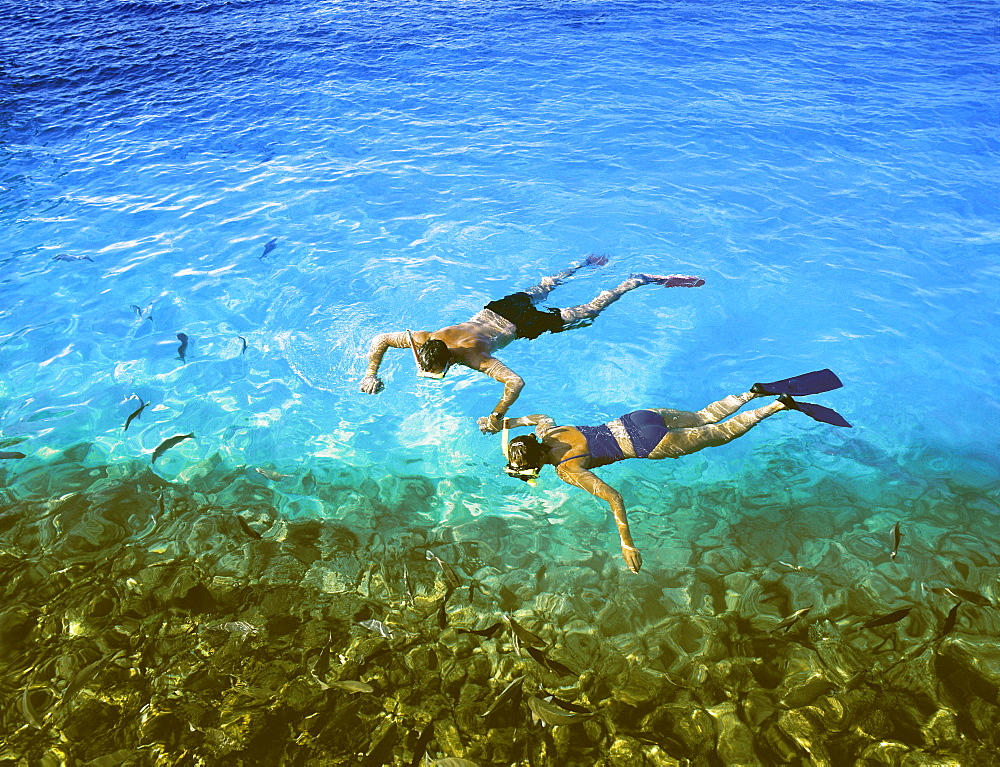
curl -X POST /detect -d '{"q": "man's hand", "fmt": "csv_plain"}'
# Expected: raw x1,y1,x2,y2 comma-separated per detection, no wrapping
620,542,643,574
360,374,384,394
477,413,503,434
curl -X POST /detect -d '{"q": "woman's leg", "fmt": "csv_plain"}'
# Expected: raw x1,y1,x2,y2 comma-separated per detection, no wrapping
647,398,786,459
650,391,760,429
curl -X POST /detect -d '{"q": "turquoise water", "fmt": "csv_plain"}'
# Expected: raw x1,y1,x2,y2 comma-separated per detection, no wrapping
1,0,998,763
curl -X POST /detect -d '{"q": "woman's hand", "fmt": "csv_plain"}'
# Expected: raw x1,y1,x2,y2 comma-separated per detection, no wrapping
620,541,643,574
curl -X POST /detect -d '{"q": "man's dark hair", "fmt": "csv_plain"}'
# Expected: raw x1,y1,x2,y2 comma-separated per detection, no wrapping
417,339,451,371
507,434,546,471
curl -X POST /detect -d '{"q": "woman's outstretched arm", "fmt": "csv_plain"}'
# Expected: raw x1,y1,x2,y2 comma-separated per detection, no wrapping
555,462,642,574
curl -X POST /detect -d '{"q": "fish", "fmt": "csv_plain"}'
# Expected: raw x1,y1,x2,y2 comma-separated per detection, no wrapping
53,254,93,262
175,332,189,361
775,560,807,572
524,645,577,677
211,621,261,640
60,656,107,707
924,585,994,608
151,433,194,463
410,725,435,766
123,397,148,431
890,522,901,562
526,694,593,726
254,467,289,481
771,606,813,633
480,675,524,718
363,721,398,766
401,564,415,607
937,602,961,639
426,550,461,589
861,607,913,630
330,680,374,694
238,336,248,354
235,515,262,540
505,615,546,648
359,619,394,639
437,598,449,630
21,685,43,727
259,237,278,259
943,587,992,608
457,622,503,639
0,451,26,460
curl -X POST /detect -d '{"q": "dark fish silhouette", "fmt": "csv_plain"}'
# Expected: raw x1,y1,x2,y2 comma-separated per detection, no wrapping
425,550,461,589
527,694,593,725
235,515,262,540
890,522,901,562
481,675,524,718
457,622,503,639
130,304,154,322
939,586,992,608
0,451,26,460
175,333,189,361
937,602,961,639
771,606,813,633
437,598,448,629
123,398,148,431
861,607,913,630
505,615,546,648
53,254,93,262
525,646,577,677
259,237,278,259
151,433,194,463
238,336,248,355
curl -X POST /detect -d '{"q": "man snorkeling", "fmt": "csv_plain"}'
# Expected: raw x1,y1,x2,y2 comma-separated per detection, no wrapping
360,256,705,433
499,370,851,573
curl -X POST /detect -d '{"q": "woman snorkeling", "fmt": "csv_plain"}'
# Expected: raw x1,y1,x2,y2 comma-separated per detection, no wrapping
500,370,850,573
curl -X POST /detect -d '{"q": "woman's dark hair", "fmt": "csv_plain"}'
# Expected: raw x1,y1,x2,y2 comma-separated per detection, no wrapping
417,339,451,370
507,434,546,471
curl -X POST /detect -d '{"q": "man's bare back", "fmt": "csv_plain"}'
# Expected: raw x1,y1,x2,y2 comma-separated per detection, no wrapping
360,258,704,433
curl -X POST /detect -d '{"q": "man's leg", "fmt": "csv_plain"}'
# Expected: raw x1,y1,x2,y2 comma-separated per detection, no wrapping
557,272,704,328
557,275,649,326
523,255,609,304
647,398,786,459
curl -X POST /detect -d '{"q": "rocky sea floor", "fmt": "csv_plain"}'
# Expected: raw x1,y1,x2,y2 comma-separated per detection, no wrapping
1,440,998,766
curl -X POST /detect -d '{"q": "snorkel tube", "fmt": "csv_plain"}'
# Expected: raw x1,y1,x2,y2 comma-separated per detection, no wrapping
407,329,449,380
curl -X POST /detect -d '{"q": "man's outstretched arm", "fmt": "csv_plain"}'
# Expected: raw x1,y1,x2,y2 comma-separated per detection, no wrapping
360,332,410,393
474,357,524,433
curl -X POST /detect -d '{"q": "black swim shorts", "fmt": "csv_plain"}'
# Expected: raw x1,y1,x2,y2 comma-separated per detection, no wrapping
485,292,565,340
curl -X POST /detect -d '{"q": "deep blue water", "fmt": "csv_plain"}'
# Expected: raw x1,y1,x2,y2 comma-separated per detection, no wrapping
1,0,998,763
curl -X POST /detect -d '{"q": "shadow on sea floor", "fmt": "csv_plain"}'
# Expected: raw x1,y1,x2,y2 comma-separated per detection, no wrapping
0,441,998,765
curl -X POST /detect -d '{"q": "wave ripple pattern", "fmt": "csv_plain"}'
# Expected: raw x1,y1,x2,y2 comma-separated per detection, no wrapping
1,0,998,764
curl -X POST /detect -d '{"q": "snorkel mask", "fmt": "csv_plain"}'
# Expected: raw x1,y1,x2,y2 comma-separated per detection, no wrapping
408,330,451,380
501,419,539,486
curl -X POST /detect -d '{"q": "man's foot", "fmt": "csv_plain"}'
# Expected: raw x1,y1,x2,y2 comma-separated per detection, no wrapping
584,253,609,267
631,273,705,287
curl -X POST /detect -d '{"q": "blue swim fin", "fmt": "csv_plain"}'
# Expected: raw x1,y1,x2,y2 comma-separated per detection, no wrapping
782,396,852,428
752,369,843,397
